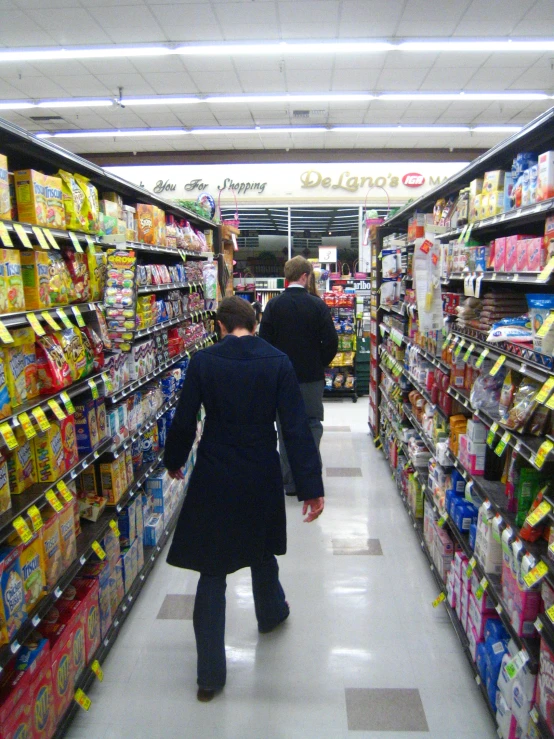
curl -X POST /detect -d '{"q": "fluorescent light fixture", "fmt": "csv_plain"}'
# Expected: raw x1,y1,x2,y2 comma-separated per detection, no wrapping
399,40,554,52
0,101,35,110
36,99,113,108
380,92,550,101
190,126,327,134
176,41,393,56
124,97,201,106
473,125,523,132
205,93,374,103
331,125,471,133
38,128,188,139
0,46,172,62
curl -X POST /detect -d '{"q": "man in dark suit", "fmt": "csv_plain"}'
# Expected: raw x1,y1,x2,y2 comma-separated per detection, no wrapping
164,297,324,702
259,256,338,495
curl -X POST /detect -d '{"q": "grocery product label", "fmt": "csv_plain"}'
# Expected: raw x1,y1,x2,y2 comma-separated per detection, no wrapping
437,513,448,528
537,313,554,338
523,560,548,588
45,490,63,512
419,239,432,254
475,347,489,368
31,226,50,251
47,398,66,420
463,342,475,362
71,305,86,327
87,378,99,399
536,377,554,404
548,604,554,624
109,519,120,537
538,255,554,283
0,320,13,345
43,228,60,250
32,406,50,432
495,432,511,456
101,372,113,394
56,308,74,329
17,411,36,439
27,312,46,336
13,223,33,249
465,556,477,578
60,391,75,414
504,650,529,680
91,541,106,560
57,480,73,502
457,225,468,243
489,354,506,376
0,421,18,450
85,236,95,248
432,592,446,608
74,689,91,711
13,515,33,543
486,422,499,447
464,224,473,242
0,221,13,247
28,505,43,531
535,439,554,470
91,659,104,682
475,577,488,600
525,498,552,527
68,231,83,253
454,339,465,358
41,311,61,331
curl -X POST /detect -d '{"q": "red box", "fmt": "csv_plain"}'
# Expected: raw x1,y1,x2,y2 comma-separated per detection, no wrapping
55,600,86,682
516,240,528,272
505,235,518,272
0,695,33,738
38,622,74,723
528,237,546,272
29,659,56,739
59,415,79,471
68,578,100,665
494,237,506,271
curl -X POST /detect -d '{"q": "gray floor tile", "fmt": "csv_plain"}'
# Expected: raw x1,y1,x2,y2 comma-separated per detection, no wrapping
332,538,383,555
324,426,351,432
345,688,429,732
326,467,362,477
156,594,195,620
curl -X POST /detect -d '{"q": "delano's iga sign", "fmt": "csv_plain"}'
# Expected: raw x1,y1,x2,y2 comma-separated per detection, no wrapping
107,162,467,205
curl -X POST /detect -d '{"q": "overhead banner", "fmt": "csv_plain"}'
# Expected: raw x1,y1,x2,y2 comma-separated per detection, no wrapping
106,162,467,207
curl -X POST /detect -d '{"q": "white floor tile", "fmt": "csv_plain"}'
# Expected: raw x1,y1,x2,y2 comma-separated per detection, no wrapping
66,397,498,739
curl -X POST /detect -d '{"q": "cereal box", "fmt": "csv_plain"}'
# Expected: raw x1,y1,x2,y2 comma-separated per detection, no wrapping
4,247,24,313
76,466,99,497
95,398,108,444
0,153,9,221
0,455,11,515
19,534,46,612
81,561,112,638
20,250,51,309
1,695,33,738
74,399,98,454
34,421,66,482
100,459,124,505
43,175,64,230
59,414,79,471
38,621,74,723
136,204,155,244
0,545,26,646
40,513,63,590
58,502,77,570
7,429,37,495
14,169,47,226
125,447,134,489
30,656,56,739
70,578,100,664
55,600,86,682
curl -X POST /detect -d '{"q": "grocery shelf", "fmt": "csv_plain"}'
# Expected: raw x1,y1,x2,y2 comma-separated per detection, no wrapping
133,309,214,340
0,301,102,331
404,368,450,422
108,396,179,456
438,197,554,240
137,281,191,294
446,271,549,286
405,338,450,374
403,404,438,457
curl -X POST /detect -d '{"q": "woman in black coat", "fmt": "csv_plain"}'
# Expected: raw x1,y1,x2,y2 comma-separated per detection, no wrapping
164,296,324,701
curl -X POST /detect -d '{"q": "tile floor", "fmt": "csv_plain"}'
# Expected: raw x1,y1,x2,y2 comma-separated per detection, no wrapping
66,398,497,739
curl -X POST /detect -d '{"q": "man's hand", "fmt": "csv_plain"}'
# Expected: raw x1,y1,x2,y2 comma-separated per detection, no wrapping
168,468,185,480
302,497,324,523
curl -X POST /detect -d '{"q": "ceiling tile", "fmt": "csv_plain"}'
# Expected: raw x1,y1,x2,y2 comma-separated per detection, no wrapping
331,68,380,91
27,8,112,45
512,0,554,33
148,3,218,38
12,0,83,7
285,69,333,93
130,56,188,74
219,24,280,40
81,59,142,75
130,110,185,127
8,76,70,97
0,10,57,45
279,23,341,38
509,67,554,89
188,70,242,94
395,20,461,35
213,1,277,25
464,67,527,90
238,70,286,93
0,79,27,98
95,72,156,96
339,0,406,36
87,4,167,43
276,1,339,24
333,54,386,71
376,67,429,91
181,57,236,72
56,75,112,96
479,52,546,69
141,72,198,94
381,51,439,70
418,67,477,92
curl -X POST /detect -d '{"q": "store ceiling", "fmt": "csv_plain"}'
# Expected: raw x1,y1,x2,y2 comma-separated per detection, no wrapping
0,0,552,154
220,206,374,234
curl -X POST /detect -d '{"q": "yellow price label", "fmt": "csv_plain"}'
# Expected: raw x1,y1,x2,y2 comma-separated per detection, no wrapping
538,255,554,283
0,221,13,247
454,339,466,358
68,232,83,252
535,439,554,470
13,515,33,543
0,320,13,344
31,226,50,251
56,308,73,329
28,505,43,532
60,391,75,414
32,407,51,432
91,540,106,560
26,312,46,337
45,490,63,512
74,689,91,711
432,592,446,608
475,348,489,369
536,377,554,405
495,431,512,457
489,354,506,377
523,560,549,588
13,223,33,249
437,513,449,528
546,393,554,411
0,422,18,450
525,499,552,527
43,229,60,250
47,398,66,420
475,577,488,600
465,556,477,577
88,378,99,399
537,313,554,338
57,480,73,503
41,311,61,331
463,342,475,362
109,519,120,537
91,659,104,682
85,235,95,248
486,422,499,447
71,305,86,327
17,412,36,440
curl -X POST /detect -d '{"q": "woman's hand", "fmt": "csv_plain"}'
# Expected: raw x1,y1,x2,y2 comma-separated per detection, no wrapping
168,468,185,480
302,497,324,522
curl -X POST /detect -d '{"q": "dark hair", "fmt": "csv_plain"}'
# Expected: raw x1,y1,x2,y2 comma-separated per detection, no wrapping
252,301,263,323
216,296,256,333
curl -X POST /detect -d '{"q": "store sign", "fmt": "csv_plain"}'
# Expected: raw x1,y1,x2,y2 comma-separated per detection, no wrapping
107,162,467,206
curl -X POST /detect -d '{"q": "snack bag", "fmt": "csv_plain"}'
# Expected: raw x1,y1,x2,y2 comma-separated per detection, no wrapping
74,174,99,234
18,535,47,611
61,247,91,302
87,243,106,301
7,428,37,494
501,379,540,432
47,252,72,306
4,247,25,313
35,333,72,394
82,326,104,371
3,327,36,407
20,250,51,309
0,153,9,220
79,329,95,377
58,170,87,231
59,327,87,382
44,174,64,229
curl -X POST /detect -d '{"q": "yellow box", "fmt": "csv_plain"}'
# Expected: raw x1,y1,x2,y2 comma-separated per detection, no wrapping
479,194,489,220
469,194,481,223
43,174,64,230
19,534,47,611
488,190,504,217
100,459,126,505
34,421,66,482
124,448,133,488
7,428,37,494
58,501,77,569
0,154,9,220
0,456,10,515
483,170,505,193
40,512,63,589
21,250,51,310
4,248,24,313
469,178,483,198
14,169,47,226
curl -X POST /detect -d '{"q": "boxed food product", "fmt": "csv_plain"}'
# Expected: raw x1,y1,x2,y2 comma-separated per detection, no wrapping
537,151,554,202
40,513,63,590
34,421,66,482
38,621,74,723
136,204,155,244
59,414,79,472
74,399,98,454
19,534,46,612
3,247,24,313
29,650,56,738
0,455,10,515
0,544,27,646
58,502,77,570
483,170,505,192
469,178,483,197
67,578,100,663
7,429,37,495
95,398,108,444
80,561,111,639
77,494,106,522
100,459,124,505
43,174,64,230
0,153,9,220
14,169,46,226
118,502,136,547
528,237,547,272
494,237,506,272
20,250,51,310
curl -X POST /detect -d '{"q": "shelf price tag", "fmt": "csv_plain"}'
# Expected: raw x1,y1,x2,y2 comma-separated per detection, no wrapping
454,339,465,358
13,515,33,544
463,342,475,362
47,398,66,420
26,312,45,337
457,225,468,243
0,422,18,450
43,229,60,250
504,650,530,680
0,320,13,345
13,223,33,249
45,490,63,512
87,378,99,399
91,541,106,560
91,659,104,682
56,308,73,329
71,306,86,327
17,412,36,440
546,392,554,411
537,313,554,338
464,224,473,243
28,505,43,532
109,519,121,537
60,391,75,414
523,560,549,588
486,422,499,447
525,499,552,527
0,221,13,247
465,556,477,577
31,226,50,251
432,592,446,608
475,577,488,601
538,255,554,283
57,480,73,503
495,431,511,456
536,376,554,404
41,311,61,331
547,604,554,624
74,689,92,711
437,512,449,528
535,439,554,470
475,348,489,368
32,407,50,432
68,232,83,253
489,354,506,376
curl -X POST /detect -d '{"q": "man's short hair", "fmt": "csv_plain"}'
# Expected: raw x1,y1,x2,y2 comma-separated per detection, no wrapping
216,296,256,333
284,256,312,283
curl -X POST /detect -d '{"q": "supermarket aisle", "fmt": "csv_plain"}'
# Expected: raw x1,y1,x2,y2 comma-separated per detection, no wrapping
66,398,496,739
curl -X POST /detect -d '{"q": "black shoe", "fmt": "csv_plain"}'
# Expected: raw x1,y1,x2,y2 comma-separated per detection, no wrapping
285,491,297,497
197,688,222,702
258,603,290,634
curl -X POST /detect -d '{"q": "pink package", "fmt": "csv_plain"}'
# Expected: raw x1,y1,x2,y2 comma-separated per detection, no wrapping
494,237,506,271
528,237,546,272
516,240,529,272
458,434,469,468
468,454,485,476
505,235,519,272
539,640,554,733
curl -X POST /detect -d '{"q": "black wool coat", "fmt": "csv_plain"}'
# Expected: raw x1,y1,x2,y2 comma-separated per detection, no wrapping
164,335,324,576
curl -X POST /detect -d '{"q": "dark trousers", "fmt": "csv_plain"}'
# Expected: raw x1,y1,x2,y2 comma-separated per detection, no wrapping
193,554,288,689
277,379,324,494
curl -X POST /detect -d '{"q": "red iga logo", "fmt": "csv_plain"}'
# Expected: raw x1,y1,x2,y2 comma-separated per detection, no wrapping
402,173,425,187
